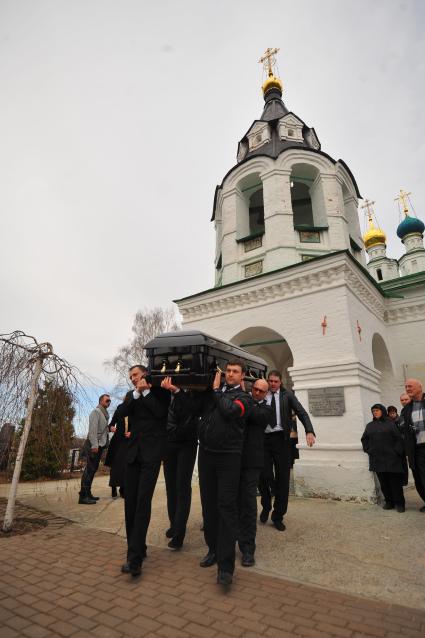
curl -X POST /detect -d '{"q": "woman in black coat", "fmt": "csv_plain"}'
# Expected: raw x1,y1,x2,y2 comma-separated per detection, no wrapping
104,402,129,498
361,403,405,512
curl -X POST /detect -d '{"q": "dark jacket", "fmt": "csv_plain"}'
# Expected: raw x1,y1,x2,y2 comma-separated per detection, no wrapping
361,404,405,473
104,403,126,467
121,387,170,464
166,390,200,445
400,394,425,470
198,385,252,454
242,398,271,468
274,388,315,440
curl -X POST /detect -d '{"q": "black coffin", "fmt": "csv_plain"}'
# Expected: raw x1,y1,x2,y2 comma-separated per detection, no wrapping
144,330,267,389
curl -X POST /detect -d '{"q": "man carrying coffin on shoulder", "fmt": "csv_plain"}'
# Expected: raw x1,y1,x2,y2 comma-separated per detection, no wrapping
238,378,271,567
120,365,170,577
162,360,252,587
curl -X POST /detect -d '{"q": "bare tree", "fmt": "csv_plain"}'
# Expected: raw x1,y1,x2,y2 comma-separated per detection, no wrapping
105,306,180,388
0,331,87,533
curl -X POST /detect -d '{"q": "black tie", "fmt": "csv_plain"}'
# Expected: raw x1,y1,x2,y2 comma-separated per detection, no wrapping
270,393,277,428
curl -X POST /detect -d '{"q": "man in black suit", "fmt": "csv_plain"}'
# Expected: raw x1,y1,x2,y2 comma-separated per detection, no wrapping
259,370,315,531
238,378,271,567
120,365,169,577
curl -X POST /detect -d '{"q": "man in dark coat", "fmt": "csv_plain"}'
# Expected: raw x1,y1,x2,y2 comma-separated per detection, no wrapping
361,403,405,511
162,361,251,586
400,379,425,512
259,370,315,531
120,365,169,577
197,361,252,586
104,401,129,498
238,378,271,567
160,380,199,550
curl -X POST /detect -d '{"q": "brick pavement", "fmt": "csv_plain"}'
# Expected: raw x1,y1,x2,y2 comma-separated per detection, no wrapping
1,505,425,638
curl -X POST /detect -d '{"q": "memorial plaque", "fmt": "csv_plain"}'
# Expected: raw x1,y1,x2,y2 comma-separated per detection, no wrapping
308,387,345,416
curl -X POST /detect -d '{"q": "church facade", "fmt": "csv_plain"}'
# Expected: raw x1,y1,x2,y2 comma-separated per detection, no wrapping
175,53,425,501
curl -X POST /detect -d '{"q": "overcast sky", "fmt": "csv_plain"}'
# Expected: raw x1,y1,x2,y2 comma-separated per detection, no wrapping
1,0,424,392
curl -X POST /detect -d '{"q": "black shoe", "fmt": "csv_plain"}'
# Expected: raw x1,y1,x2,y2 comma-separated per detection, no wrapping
259,509,270,524
165,528,174,538
78,495,97,505
273,520,286,531
200,551,217,568
129,563,142,577
89,493,100,501
119,488,124,498
382,503,394,510
396,505,405,513
241,553,255,567
168,539,183,551
111,487,118,498
121,562,131,573
419,505,425,513
217,570,233,586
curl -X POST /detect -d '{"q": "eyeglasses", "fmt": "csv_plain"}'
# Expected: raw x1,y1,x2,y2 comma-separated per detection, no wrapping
105,399,111,403
253,387,267,394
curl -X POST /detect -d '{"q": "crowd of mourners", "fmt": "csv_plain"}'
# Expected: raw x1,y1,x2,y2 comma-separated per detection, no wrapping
77,364,425,588
361,378,425,514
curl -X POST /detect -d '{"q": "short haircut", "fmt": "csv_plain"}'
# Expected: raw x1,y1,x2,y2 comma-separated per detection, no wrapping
99,393,111,403
387,405,398,413
268,370,282,380
226,359,246,373
129,364,148,373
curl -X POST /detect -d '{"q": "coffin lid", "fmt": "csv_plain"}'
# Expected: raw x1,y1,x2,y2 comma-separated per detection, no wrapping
144,330,267,367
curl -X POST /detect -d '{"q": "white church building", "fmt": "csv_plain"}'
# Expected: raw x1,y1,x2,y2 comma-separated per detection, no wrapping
175,52,425,501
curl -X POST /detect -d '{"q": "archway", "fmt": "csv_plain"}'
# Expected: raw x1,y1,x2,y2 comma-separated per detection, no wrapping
230,326,294,388
290,163,327,229
372,333,396,406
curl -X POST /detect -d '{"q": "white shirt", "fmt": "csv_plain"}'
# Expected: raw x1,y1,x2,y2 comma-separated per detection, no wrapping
133,389,151,399
265,391,283,433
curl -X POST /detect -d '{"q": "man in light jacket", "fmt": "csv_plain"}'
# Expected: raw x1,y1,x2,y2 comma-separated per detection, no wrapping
78,394,111,504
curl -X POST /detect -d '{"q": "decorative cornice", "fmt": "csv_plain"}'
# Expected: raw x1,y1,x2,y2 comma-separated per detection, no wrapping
177,253,386,322
384,301,425,324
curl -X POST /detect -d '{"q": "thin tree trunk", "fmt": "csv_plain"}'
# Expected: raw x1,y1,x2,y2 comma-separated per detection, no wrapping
2,356,43,532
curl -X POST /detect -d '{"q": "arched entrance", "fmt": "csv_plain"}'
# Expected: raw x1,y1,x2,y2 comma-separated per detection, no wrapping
230,327,294,388
372,333,396,406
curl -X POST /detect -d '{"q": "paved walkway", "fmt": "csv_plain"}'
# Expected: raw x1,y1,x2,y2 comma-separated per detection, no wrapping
1,500,425,638
1,474,425,611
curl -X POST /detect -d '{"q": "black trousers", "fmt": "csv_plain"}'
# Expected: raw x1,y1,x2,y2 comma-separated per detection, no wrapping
198,447,241,574
238,466,261,556
80,447,104,494
376,472,405,507
163,440,198,544
412,467,425,503
259,432,291,522
124,438,164,567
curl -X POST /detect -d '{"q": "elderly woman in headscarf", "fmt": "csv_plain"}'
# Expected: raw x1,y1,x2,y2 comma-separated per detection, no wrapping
361,403,406,512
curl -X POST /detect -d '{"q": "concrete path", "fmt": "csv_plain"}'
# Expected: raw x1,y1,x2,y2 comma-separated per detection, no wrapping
1,473,424,612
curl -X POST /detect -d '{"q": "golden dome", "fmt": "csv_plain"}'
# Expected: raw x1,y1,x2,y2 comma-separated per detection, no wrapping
363,217,386,249
262,73,283,95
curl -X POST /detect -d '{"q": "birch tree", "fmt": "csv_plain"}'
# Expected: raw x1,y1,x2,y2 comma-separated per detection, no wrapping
0,331,84,533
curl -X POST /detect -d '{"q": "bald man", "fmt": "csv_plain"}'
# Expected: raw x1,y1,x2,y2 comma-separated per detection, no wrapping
237,379,271,567
401,379,425,511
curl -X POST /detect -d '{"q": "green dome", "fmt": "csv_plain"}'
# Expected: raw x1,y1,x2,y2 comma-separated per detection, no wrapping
396,215,425,239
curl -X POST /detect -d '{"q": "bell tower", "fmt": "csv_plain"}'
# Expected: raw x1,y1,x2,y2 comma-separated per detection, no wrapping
213,49,365,287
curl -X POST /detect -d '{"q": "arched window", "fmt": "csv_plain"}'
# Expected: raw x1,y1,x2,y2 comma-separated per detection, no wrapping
291,181,314,227
290,163,327,231
249,189,265,235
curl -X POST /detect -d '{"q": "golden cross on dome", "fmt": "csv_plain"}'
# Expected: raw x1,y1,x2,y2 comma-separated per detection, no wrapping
394,189,412,215
259,47,280,75
361,199,376,224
